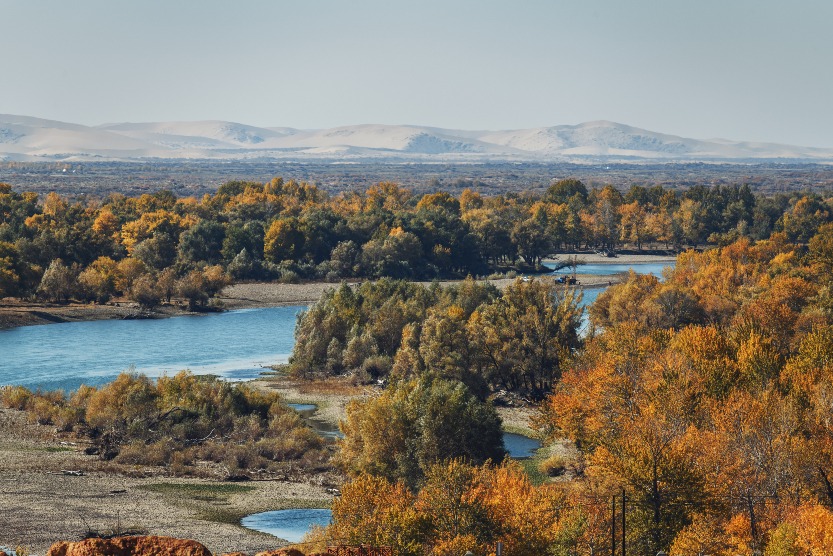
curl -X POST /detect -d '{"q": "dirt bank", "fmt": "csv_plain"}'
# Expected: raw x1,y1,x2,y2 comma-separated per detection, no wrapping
0,407,333,555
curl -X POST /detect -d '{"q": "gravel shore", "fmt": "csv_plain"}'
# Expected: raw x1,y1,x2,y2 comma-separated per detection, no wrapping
0,407,334,555
219,252,676,312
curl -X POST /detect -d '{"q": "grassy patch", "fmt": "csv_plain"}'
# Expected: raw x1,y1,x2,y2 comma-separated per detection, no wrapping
501,426,548,484
43,446,75,452
519,455,548,486
501,424,538,437
138,482,330,527
138,483,258,525
138,482,255,498
197,506,248,525
264,497,332,510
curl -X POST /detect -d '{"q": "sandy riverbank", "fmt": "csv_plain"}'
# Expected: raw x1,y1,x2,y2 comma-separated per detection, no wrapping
0,406,334,555
0,371,546,554
219,252,678,311
0,253,679,551
544,252,677,265
0,253,678,331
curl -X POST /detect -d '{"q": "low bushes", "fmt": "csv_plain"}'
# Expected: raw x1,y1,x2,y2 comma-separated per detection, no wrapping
0,372,329,477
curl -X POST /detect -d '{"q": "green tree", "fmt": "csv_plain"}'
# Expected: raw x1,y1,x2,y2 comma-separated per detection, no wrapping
177,219,225,264
37,258,77,302
546,178,588,205
338,377,505,489
0,241,23,298
419,305,487,397
468,279,582,397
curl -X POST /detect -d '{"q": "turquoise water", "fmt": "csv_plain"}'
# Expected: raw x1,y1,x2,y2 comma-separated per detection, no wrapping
0,306,305,392
239,433,542,539
546,260,672,279
553,261,675,332
241,508,332,542
288,403,318,413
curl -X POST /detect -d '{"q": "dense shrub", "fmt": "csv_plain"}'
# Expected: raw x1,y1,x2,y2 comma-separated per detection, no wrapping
337,376,505,488
0,372,328,476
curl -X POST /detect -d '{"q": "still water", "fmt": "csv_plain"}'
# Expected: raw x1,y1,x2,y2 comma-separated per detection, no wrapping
0,267,671,543
240,433,543,541
241,509,332,543
0,306,304,392
503,432,542,459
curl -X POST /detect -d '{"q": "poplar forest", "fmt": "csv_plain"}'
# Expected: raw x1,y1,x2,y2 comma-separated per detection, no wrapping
6,176,833,555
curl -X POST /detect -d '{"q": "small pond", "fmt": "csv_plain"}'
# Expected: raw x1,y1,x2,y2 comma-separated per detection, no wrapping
503,432,542,459
241,508,333,543
287,403,318,415
309,419,344,439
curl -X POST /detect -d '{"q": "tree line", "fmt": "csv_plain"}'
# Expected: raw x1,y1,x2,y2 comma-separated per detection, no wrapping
530,229,833,554
1,177,831,306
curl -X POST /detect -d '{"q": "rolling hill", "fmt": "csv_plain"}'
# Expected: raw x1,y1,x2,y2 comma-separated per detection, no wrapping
1,115,830,163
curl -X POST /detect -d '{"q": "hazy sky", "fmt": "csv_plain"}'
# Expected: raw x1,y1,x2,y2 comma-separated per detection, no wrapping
3,0,832,147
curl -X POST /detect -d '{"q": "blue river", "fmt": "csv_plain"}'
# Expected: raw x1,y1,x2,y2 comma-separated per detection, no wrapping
0,305,303,392
0,262,674,542
0,262,673,392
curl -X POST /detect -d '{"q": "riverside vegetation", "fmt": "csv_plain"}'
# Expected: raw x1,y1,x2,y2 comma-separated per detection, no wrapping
290,228,833,556
6,177,833,554
0,372,328,478
1,176,830,308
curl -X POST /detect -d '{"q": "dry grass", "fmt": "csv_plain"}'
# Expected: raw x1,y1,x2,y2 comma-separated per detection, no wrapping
294,378,371,397
0,410,336,554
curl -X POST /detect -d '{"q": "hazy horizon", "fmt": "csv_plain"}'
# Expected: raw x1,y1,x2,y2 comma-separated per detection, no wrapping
3,1,832,148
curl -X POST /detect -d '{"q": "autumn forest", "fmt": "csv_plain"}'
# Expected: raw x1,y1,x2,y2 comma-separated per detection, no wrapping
2,176,827,304
4,176,833,555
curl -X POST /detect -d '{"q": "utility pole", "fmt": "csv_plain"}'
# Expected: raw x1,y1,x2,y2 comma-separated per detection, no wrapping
621,487,626,556
611,494,616,556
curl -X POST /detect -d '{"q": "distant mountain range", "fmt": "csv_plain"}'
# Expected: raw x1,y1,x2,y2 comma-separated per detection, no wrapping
1,114,831,163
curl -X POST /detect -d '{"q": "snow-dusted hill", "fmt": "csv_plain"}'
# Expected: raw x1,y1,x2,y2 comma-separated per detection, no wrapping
1,115,831,162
